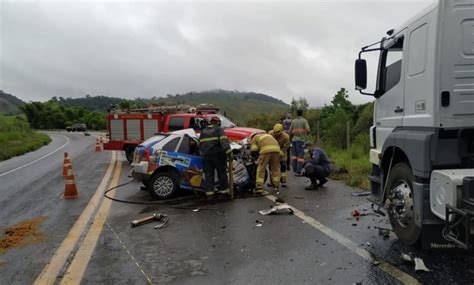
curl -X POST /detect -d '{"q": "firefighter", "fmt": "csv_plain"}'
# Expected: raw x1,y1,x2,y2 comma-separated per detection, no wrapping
289,108,310,175
268,123,290,187
249,132,281,193
199,116,231,196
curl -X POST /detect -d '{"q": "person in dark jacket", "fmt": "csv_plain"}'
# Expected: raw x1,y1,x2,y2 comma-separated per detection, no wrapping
302,141,332,190
199,116,231,196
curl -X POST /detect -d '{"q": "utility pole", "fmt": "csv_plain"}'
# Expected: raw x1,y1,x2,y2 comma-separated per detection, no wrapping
317,121,320,143
346,121,351,149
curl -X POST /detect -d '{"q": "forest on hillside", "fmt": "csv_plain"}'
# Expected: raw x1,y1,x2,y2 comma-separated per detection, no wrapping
18,90,289,130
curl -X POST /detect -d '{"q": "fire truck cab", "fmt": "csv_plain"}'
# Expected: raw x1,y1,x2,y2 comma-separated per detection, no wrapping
103,104,262,162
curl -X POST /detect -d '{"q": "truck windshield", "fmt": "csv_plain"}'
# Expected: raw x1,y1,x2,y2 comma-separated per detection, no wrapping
219,115,236,128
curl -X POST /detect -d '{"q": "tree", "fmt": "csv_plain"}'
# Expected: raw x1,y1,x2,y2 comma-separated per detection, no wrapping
296,97,309,111
290,97,298,115
118,100,130,109
331,88,354,114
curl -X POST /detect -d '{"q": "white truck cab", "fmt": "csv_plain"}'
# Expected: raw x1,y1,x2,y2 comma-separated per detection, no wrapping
355,0,474,249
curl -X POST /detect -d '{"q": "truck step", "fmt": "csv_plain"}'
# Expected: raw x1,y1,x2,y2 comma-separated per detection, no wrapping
368,175,381,184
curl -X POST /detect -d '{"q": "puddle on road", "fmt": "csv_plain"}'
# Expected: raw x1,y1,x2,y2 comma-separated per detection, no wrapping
0,216,47,255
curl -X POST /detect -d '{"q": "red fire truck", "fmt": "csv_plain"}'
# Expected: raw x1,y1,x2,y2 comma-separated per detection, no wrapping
103,104,263,162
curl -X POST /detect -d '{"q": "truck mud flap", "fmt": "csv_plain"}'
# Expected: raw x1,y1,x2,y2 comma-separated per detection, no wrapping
443,205,474,250
421,223,465,250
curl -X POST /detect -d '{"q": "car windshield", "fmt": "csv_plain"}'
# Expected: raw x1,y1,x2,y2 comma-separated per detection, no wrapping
218,115,236,128
140,134,167,146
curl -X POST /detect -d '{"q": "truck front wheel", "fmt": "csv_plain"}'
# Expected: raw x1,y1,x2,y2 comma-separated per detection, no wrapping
386,163,421,245
125,146,136,163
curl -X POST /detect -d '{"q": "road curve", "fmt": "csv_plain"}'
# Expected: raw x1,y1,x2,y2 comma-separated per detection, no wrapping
0,131,114,284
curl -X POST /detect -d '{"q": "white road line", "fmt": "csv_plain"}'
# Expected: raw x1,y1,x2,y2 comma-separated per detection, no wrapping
265,195,421,285
0,134,70,177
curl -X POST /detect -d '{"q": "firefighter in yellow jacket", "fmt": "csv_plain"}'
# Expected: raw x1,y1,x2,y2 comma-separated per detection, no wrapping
268,123,290,187
249,132,281,193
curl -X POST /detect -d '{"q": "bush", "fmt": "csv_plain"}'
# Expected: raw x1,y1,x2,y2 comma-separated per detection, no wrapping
21,101,106,130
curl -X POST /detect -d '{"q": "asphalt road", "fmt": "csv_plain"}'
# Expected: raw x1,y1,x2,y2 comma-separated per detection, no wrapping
0,131,473,284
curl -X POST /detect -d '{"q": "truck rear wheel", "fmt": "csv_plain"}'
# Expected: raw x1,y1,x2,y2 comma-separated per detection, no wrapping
148,171,179,199
386,163,421,245
125,146,136,163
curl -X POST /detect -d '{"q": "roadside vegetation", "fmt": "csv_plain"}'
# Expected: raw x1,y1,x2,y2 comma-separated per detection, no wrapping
21,101,106,130
247,88,373,190
19,90,289,131
0,114,51,161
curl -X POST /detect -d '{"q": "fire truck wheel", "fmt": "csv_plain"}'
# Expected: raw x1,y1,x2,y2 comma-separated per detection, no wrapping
149,171,178,199
125,146,136,163
386,163,421,245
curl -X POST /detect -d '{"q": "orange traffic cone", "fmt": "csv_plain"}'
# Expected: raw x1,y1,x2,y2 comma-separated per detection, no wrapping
62,152,72,177
95,138,101,152
64,165,79,199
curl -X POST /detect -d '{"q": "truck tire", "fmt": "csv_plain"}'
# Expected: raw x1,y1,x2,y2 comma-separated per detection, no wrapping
148,171,179,199
125,146,136,163
386,163,421,245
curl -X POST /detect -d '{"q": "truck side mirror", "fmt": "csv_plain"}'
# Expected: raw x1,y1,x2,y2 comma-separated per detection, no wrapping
355,59,367,90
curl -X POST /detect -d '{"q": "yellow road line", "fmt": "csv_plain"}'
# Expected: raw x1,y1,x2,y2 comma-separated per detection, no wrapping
34,151,117,285
59,155,123,284
265,195,421,285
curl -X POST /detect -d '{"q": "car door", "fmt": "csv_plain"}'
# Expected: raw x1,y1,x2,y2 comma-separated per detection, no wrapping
161,135,205,190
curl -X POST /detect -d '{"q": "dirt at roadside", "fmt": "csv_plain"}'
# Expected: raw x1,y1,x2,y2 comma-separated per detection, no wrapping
0,216,47,255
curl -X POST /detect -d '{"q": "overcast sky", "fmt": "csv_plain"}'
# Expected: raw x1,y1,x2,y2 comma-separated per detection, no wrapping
0,0,435,106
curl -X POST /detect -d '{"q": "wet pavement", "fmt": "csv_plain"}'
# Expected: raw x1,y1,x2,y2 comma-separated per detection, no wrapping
1,138,473,284
83,161,474,284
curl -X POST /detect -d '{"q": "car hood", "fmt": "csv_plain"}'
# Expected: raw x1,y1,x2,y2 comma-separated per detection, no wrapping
171,128,197,139
224,127,264,141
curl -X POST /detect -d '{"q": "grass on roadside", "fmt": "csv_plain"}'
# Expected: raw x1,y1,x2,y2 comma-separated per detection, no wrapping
320,136,371,190
0,114,51,161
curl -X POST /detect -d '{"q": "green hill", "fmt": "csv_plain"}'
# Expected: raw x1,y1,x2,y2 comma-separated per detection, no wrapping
149,90,289,125
0,90,25,115
52,90,289,126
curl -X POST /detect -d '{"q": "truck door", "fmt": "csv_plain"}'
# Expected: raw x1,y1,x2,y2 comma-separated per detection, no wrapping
438,0,474,128
375,33,407,147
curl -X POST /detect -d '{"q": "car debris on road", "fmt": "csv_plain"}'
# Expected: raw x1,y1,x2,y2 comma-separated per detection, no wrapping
400,253,431,272
131,213,167,228
351,191,370,197
259,203,294,215
414,257,431,272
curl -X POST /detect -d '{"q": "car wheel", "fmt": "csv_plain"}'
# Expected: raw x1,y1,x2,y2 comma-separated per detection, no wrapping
125,146,136,163
386,163,421,245
148,171,178,199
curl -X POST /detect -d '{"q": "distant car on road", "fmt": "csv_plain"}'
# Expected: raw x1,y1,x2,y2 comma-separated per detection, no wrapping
66,123,87,132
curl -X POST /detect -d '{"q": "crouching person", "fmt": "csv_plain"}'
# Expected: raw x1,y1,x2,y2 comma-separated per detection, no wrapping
302,141,331,190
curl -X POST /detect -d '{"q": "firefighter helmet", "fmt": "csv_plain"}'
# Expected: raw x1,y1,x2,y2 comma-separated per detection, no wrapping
273,123,284,134
209,116,221,126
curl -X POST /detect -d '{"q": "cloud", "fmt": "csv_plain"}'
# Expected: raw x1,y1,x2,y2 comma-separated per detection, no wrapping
0,0,435,106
